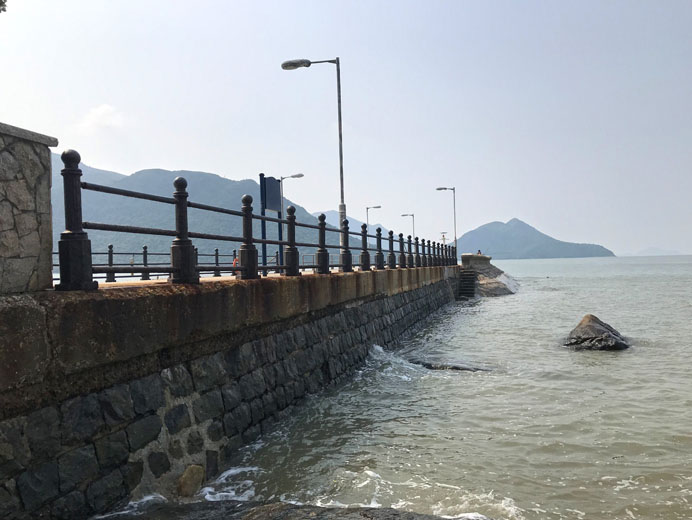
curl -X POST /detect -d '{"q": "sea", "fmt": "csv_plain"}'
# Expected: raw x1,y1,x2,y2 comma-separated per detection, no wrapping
122,256,692,520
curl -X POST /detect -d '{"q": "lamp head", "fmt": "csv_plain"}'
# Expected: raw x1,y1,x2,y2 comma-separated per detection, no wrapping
281,59,312,70
291,173,304,179
436,187,447,191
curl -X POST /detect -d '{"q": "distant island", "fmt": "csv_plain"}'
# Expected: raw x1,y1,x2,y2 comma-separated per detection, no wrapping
458,218,615,259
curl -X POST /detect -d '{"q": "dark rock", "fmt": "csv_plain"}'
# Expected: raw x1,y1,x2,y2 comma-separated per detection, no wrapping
126,415,162,452
147,452,170,478
190,352,227,392
192,389,224,423
86,468,126,513
161,364,194,397
122,460,144,492
58,444,99,492
207,420,224,442
408,359,489,372
0,417,29,480
164,404,192,434
205,450,218,480
95,430,129,469
219,436,243,466
186,430,204,455
16,461,59,511
98,384,135,427
565,314,631,350
51,490,89,520
249,398,265,425
61,394,104,447
241,425,261,444
221,383,242,411
0,484,21,519
25,406,60,462
224,342,256,378
130,374,165,415
239,370,266,401
169,439,185,460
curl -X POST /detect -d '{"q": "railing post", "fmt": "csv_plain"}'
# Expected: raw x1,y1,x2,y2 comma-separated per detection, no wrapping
239,194,259,279
105,244,116,282
432,241,438,266
340,219,353,272
407,235,414,267
398,233,406,268
421,238,428,267
213,248,220,277
387,230,396,269
141,245,150,280
360,224,370,271
415,237,421,267
284,206,300,276
55,150,98,291
316,214,330,274
195,247,199,268
375,228,384,270
169,177,199,284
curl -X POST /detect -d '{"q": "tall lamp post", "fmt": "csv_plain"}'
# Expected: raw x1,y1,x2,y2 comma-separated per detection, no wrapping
401,213,415,239
366,205,381,228
436,187,457,263
282,57,347,243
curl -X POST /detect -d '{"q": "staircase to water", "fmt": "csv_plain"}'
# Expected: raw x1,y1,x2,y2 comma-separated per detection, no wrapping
456,269,476,299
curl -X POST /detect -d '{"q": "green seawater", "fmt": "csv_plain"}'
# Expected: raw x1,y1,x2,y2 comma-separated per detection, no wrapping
131,256,692,520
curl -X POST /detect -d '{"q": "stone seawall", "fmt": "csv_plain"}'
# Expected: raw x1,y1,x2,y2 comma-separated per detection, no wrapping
0,267,457,519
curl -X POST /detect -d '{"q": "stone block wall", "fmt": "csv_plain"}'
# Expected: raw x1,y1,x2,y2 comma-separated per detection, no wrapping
0,276,455,519
0,123,58,294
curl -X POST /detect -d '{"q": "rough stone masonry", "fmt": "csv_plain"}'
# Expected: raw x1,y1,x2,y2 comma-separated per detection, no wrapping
0,122,57,294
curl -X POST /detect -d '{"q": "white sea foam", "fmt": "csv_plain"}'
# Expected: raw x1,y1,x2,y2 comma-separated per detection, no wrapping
497,273,519,293
92,494,167,518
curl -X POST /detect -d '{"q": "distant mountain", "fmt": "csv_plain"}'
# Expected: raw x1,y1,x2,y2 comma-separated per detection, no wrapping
457,218,614,259
313,210,390,238
50,155,325,261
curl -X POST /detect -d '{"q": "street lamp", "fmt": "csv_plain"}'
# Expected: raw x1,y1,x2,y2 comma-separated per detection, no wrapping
436,187,457,263
366,205,381,228
401,213,415,239
282,57,346,243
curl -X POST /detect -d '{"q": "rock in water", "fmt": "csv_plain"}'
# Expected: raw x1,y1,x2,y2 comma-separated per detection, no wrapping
564,314,630,350
409,359,489,372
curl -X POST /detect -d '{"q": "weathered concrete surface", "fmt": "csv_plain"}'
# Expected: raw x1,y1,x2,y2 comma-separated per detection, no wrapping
0,267,456,418
126,500,458,520
460,254,517,297
0,122,57,294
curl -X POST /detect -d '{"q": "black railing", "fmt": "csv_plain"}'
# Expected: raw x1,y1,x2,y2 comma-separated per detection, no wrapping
54,150,457,290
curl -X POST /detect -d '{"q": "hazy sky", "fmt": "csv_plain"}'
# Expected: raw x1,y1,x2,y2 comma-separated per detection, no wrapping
2,1,691,254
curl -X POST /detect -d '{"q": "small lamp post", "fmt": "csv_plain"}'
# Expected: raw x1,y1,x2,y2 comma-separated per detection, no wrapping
401,213,415,239
436,187,457,263
366,205,381,228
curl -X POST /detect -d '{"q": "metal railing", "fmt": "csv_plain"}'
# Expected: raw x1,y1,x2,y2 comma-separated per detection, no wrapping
54,149,457,290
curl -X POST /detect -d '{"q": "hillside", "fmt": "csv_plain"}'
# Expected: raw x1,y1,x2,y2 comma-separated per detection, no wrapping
457,218,614,259
50,155,329,262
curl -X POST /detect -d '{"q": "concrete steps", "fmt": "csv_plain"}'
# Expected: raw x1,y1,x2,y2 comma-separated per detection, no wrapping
457,269,476,298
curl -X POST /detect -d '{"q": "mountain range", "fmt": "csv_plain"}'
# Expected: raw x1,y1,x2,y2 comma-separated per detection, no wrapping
457,218,615,259
50,155,615,262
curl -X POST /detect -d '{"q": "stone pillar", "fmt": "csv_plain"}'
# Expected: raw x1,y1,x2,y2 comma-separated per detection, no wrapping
0,122,58,293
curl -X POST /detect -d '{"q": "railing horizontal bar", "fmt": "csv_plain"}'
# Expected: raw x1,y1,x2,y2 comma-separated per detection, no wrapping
252,213,286,225
81,182,176,204
187,201,243,217
188,232,244,242
93,266,176,273
254,238,288,246
84,222,177,236
195,264,244,271
294,222,321,231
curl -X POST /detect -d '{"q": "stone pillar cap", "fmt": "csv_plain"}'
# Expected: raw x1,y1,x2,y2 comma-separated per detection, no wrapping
0,121,58,147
